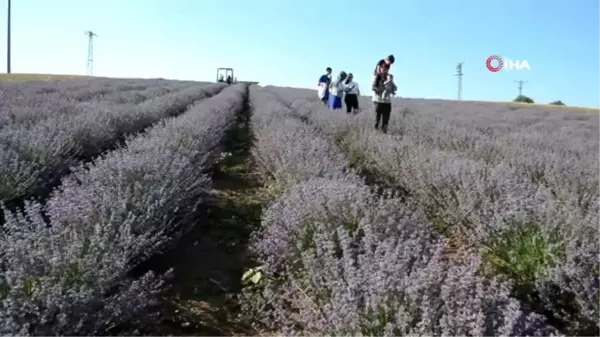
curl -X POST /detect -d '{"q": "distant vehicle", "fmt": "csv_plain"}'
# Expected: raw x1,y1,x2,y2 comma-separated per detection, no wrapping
216,67,258,85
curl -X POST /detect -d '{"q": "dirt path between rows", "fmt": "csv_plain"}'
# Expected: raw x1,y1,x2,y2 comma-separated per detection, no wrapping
150,87,267,335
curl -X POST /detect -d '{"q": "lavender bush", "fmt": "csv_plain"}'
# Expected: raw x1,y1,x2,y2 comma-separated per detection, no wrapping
248,85,357,193
0,78,594,335
0,82,226,207
0,78,194,128
265,87,598,335
240,86,557,335
240,173,555,335
0,84,246,335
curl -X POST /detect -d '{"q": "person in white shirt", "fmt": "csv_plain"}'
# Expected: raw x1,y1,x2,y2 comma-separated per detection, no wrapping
343,73,360,114
327,71,347,110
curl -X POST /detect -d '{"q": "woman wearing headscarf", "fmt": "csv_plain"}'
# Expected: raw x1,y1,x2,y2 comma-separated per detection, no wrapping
327,71,347,110
343,73,360,114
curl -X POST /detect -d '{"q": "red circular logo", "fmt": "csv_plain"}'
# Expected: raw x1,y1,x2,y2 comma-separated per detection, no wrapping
486,55,503,72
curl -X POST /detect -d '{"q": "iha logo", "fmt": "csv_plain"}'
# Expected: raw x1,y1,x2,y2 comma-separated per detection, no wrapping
486,55,530,72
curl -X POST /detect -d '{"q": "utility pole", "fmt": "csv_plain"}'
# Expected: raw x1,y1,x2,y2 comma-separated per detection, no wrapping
454,62,464,100
84,30,98,76
515,80,527,96
7,0,11,74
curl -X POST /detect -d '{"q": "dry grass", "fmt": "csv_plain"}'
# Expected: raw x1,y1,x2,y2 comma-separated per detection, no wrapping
0,73,91,82
500,101,598,113
509,102,600,112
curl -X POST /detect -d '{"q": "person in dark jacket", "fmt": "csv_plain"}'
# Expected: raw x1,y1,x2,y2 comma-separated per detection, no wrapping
372,54,395,94
373,54,395,76
317,67,333,104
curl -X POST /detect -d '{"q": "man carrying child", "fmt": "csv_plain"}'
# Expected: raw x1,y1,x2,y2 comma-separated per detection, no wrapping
371,62,397,134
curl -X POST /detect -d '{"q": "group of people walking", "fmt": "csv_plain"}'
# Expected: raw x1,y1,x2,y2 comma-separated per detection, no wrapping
317,54,397,133
318,68,361,114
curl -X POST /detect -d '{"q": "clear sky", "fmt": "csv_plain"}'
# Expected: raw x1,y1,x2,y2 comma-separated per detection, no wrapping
0,0,598,107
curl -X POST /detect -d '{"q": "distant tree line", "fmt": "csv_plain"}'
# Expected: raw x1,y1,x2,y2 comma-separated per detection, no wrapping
513,96,567,106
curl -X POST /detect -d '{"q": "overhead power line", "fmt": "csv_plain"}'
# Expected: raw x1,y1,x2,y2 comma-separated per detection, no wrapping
454,62,464,100
7,0,11,74
515,80,528,96
85,30,98,76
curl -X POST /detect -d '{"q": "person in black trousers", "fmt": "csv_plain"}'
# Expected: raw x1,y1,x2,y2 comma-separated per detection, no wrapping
371,65,397,133
343,73,360,114
375,102,392,133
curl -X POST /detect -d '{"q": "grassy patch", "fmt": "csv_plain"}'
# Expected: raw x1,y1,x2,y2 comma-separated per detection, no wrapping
480,217,600,335
481,218,570,327
482,218,565,290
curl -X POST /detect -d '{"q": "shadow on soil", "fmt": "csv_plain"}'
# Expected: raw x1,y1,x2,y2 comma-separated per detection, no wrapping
150,94,265,336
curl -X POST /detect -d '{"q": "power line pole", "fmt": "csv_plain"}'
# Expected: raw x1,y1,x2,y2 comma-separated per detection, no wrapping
84,30,98,76
7,0,11,74
515,80,527,96
454,62,464,100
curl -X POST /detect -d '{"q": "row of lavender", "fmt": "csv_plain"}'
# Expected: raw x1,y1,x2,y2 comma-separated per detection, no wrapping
0,77,205,99
0,84,248,335
358,95,600,207
241,85,559,336
0,78,205,129
0,81,227,208
261,87,598,336
264,85,599,204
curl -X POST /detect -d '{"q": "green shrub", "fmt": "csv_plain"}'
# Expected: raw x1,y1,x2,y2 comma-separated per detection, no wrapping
514,95,534,103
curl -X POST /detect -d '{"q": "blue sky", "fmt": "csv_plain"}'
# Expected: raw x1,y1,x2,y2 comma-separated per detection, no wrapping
0,0,598,107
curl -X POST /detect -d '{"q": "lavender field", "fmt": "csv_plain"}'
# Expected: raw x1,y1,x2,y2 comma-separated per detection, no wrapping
0,77,597,336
